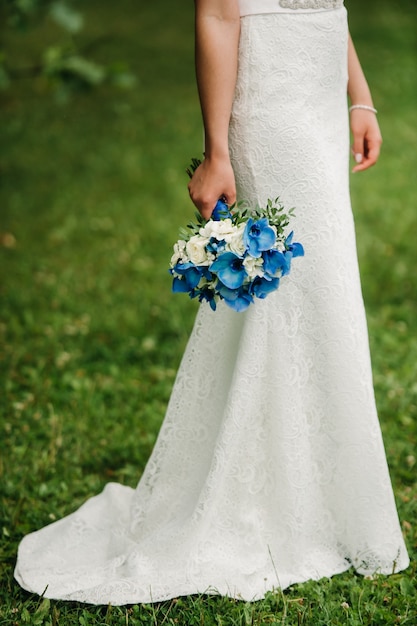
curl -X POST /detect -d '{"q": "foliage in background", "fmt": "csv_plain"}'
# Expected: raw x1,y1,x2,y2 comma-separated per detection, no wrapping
0,0,416,623
0,0,135,98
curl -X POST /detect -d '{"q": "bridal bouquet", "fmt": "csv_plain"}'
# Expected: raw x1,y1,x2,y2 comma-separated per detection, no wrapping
169,194,304,312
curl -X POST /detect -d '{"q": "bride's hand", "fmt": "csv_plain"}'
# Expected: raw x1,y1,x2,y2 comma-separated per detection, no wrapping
350,109,383,173
188,156,236,220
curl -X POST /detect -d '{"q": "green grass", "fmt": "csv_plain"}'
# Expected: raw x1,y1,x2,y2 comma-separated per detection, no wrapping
1,0,416,623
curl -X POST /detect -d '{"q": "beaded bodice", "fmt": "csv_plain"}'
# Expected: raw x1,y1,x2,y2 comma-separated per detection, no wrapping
239,0,344,16
279,0,342,8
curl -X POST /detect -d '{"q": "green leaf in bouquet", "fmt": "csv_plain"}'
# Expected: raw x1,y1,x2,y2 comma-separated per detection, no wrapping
178,227,190,240
186,157,202,179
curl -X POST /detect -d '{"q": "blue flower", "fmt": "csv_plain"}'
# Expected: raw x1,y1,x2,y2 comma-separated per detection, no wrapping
285,231,304,258
243,218,276,257
276,232,304,277
217,282,253,312
207,237,226,255
210,252,247,289
262,249,289,278
196,286,217,311
251,276,280,299
212,198,232,221
171,262,206,291
172,276,190,293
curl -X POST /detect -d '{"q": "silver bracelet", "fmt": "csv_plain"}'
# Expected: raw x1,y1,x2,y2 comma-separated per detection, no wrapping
349,104,378,114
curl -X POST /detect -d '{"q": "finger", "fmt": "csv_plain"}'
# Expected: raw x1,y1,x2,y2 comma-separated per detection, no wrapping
226,189,237,206
189,191,219,218
352,140,381,173
200,200,218,220
351,134,365,170
365,140,381,166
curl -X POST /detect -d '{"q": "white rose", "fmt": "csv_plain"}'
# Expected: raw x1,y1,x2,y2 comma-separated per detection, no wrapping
170,240,188,266
243,255,264,279
225,223,246,256
200,218,234,240
198,222,215,239
186,235,210,265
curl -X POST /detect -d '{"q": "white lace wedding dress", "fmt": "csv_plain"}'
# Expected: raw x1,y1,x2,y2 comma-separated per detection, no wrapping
15,0,409,604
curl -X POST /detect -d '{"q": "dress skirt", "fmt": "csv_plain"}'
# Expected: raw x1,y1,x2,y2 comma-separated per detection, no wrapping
14,4,409,605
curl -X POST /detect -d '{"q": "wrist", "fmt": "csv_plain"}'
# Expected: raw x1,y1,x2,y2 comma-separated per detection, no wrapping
349,104,378,114
203,147,231,163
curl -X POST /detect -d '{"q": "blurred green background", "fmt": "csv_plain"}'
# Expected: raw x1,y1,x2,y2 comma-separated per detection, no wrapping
1,0,416,624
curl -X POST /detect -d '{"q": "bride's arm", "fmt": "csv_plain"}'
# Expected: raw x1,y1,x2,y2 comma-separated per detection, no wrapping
347,33,383,173
188,0,240,219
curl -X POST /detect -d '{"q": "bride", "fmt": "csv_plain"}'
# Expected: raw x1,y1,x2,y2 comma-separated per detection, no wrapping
15,0,409,605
